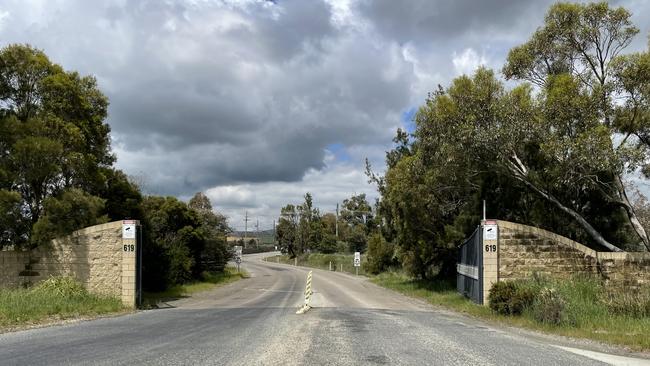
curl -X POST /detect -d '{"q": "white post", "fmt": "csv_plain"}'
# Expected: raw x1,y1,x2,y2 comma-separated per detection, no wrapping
295,257,297,266
329,261,332,271
340,263,343,272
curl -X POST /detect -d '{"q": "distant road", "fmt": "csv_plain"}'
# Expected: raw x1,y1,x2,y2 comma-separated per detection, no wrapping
0,252,648,365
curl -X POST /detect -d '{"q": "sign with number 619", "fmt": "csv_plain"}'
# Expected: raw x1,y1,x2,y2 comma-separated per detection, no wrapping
485,244,497,252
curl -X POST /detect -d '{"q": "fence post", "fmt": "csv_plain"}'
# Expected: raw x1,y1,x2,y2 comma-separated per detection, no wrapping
329,261,332,271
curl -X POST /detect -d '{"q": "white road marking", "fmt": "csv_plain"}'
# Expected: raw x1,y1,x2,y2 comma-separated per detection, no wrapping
554,346,650,365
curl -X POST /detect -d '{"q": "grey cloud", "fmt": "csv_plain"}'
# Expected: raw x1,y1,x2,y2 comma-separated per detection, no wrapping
355,0,555,45
1,0,648,200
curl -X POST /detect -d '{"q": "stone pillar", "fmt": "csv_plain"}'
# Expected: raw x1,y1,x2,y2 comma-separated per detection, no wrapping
482,220,499,305
121,220,139,308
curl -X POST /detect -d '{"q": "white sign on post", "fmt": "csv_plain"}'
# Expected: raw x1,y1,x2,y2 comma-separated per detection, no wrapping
483,224,497,240
233,245,243,271
234,245,243,258
353,252,361,267
122,221,136,239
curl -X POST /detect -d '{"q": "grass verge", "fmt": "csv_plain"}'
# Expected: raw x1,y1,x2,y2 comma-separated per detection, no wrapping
143,266,248,306
372,271,650,351
0,277,125,331
264,253,367,275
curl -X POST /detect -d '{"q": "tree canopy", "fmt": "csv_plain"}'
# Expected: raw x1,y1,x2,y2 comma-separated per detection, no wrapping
0,44,116,248
368,1,650,279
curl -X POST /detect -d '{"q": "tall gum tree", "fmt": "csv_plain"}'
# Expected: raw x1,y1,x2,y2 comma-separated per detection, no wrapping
503,2,649,251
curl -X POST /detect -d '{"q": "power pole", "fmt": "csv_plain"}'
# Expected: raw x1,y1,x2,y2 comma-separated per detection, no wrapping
273,219,276,245
335,203,339,239
255,218,259,248
244,211,249,248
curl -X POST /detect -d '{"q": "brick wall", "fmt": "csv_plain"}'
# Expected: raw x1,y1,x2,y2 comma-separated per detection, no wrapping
0,221,139,307
496,220,650,289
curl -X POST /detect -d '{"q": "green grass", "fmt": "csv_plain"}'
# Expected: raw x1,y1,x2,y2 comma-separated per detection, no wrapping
143,266,248,306
0,277,125,331
372,271,650,351
264,253,367,275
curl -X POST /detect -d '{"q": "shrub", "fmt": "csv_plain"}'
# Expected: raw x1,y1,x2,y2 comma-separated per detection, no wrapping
318,234,338,254
489,281,536,315
531,287,574,326
364,233,396,275
165,235,194,285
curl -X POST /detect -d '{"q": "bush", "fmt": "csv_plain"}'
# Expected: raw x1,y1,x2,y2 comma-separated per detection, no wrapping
531,287,574,326
364,233,396,275
489,281,536,315
319,234,338,254
201,239,231,271
165,235,194,285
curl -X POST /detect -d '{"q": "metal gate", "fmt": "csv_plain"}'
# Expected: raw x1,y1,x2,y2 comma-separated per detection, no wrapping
457,226,483,304
135,224,143,307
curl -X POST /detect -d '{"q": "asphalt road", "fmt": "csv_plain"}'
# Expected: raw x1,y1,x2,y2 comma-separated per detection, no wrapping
1,253,648,366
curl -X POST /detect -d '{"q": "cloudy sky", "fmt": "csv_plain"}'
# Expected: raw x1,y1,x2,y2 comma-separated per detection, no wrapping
1,0,648,231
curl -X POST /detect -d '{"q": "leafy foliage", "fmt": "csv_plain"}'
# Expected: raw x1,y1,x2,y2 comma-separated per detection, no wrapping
31,188,107,246
0,44,119,248
363,233,396,275
141,193,231,291
366,2,650,281
488,281,536,316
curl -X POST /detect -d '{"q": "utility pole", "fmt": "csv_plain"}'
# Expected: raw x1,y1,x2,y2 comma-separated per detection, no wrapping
335,203,339,239
255,218,259,248
273,219,276,246
483,200,486,221
244,211,249,248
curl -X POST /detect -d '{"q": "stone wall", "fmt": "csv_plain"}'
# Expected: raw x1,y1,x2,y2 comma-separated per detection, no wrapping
0,220,139,307
496,220,650,289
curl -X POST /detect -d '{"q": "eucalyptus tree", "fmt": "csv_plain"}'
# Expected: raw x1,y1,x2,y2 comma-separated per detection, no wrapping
502,2,649,251
0,44,114,247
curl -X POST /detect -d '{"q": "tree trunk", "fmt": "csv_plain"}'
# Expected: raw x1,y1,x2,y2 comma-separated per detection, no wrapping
506,157,623,252
612,175,650,252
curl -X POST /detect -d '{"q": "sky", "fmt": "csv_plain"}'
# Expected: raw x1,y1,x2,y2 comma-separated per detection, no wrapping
1,0,648,231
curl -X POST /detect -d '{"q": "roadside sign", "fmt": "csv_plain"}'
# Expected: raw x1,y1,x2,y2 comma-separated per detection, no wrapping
353,252,361,267
483,224,497,240
233,245,243,272
122,221,136,239
233,245,243,260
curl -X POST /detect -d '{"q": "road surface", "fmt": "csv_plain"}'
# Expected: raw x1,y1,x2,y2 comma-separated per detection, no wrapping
0,253,648,365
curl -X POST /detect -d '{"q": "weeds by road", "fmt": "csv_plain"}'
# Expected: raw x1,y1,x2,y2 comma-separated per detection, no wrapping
373,271,650,351
0,277,125,332
143,266,248,307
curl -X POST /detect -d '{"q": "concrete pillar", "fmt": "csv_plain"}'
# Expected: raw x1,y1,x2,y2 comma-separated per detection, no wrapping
482,220,499,305
121,220,139,308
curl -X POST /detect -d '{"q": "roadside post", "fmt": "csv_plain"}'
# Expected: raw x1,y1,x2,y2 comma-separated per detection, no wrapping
354,252,361,275
296,270,314,314
234,245,243,273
